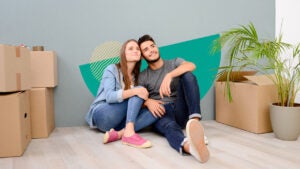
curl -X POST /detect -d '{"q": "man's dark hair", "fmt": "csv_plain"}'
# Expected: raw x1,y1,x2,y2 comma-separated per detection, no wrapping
138,34,155,46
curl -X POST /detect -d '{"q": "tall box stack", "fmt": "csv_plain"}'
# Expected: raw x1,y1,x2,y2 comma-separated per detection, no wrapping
215,71,278,134
0,45,32,157
30,51,57,138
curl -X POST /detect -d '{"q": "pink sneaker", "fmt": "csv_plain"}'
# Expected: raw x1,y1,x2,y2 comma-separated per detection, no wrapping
122,134,152,148
103,129,120,144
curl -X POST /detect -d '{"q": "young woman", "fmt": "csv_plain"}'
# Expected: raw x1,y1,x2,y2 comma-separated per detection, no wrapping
85,39,157,148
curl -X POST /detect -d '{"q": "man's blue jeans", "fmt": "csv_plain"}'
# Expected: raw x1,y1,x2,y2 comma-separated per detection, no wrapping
153,72,202,154
92,96,157,132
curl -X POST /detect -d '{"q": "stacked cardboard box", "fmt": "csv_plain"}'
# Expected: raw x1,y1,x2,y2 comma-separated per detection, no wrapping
0,45,32,157
0,45,58,157
0,45,31,92
0,91,31,157
30,51,57,88
30,88,55,138
215,71,278,134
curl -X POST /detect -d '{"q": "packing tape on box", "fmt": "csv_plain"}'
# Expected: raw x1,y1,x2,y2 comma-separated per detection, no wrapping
16,46,20,57
32,46,44,51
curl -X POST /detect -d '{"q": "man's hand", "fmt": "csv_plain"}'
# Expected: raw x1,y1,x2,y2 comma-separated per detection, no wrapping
159,73,172,98
144,99,165,118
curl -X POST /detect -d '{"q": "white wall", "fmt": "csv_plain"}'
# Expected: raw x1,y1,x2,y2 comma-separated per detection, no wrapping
276,0,300,103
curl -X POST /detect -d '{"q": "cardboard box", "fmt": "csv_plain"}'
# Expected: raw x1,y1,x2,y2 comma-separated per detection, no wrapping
215,71,278,133
0,91,31,157
30,51,58,87
30,88,55,138
0,45,31,92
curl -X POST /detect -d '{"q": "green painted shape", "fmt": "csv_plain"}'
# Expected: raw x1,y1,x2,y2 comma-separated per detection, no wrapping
80,34,221,98
79,57,119,96
90,57,120,81
79,63,99,95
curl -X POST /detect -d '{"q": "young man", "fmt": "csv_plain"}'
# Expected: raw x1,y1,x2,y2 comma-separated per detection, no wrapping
138,34,209,163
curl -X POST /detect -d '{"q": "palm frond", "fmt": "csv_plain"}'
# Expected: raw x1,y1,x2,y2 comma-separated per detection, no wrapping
212,22,300,106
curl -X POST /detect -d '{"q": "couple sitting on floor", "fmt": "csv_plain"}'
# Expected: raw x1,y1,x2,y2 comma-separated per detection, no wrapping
85,34,209,163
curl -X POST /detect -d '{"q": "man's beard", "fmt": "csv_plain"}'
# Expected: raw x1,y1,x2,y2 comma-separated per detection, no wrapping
144,55,161,64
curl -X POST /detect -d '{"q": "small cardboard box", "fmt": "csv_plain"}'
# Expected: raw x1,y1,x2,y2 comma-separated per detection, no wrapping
0,45,31,92
0,91,31,157
30,51,58,87
215,71,278,133
30,88,55,138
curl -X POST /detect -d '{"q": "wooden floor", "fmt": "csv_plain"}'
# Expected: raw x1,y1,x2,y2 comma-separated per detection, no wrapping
1,120,300,169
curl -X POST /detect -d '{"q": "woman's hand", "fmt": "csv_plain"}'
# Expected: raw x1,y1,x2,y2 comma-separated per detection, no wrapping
133,87,149,100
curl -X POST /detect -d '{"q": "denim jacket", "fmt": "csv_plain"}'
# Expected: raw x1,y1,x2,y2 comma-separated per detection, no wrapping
85,64,124,128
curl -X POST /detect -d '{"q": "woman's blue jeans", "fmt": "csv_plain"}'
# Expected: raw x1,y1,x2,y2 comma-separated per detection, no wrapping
92,96,157,132
153,72,202,154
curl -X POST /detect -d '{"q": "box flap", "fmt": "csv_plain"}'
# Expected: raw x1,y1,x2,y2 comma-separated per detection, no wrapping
217,71,257,82
244,74,275,86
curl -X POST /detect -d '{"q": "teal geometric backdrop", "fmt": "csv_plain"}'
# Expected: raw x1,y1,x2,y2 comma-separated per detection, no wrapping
79,34,221,99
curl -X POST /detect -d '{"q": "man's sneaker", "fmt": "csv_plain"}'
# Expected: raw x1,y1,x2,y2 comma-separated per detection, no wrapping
122,133,152,148
186,119,210,163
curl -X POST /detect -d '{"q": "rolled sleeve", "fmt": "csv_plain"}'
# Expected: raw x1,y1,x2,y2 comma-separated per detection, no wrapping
116,89,124,102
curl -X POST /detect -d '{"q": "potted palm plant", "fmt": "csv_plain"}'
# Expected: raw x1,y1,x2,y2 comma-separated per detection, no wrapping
212,22,300,140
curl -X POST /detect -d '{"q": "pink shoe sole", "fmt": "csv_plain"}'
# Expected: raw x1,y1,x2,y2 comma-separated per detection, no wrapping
103,129,120,144
122,133,152,148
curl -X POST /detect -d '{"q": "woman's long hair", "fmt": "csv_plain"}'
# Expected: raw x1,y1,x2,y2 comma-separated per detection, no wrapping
116,39,141,90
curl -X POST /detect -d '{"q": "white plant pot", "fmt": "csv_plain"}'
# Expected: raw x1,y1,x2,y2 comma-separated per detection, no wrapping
270,103,300,141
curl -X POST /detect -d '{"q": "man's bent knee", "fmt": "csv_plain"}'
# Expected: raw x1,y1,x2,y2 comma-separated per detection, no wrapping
180,72,197,82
